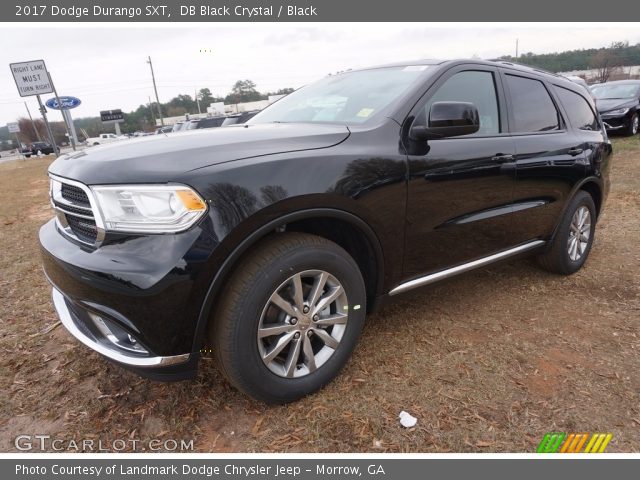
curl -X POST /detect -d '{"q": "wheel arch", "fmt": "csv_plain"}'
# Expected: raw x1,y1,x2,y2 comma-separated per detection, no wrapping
191,208,386,353
548,177,603,246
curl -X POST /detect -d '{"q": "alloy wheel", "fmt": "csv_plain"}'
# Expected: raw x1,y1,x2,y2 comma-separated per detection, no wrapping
257,270,349,378
567,206,591,261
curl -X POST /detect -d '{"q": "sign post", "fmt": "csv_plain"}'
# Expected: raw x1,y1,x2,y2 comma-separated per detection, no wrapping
46,96,81,151
100,109,125,135
9,59,59,157
47,71,75,151
7,122,23,160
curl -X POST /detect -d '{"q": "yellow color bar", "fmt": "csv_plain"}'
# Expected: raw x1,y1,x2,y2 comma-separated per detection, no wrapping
597,433,613,453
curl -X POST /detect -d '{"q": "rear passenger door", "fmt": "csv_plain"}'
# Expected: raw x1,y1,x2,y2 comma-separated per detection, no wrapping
501,71,587,243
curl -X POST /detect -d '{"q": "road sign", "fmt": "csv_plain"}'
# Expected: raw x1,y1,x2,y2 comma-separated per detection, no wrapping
100,109,124,123
9,60,54,97
7,122,20,133
45,96,81,110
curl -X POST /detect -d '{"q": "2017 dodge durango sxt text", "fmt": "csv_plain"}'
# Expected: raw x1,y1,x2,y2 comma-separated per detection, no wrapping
40,60,612,403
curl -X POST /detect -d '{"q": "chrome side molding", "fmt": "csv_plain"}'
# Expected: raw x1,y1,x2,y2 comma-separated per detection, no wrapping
389,240,546,296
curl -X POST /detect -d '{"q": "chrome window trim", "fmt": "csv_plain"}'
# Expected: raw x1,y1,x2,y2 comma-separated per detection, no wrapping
49,173,106,246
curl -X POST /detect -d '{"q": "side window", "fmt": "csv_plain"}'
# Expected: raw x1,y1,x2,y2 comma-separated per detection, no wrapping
505,75,560,133
553,86,599,131
418,70,500,136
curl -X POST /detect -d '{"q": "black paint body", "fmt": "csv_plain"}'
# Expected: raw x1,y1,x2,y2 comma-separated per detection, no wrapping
40,60,611,379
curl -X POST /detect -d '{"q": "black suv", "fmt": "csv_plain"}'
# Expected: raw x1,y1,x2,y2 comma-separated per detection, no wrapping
41,60,611,403
591,80,640,136
24,141,59,158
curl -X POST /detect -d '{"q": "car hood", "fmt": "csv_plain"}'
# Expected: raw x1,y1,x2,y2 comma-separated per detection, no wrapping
595,98,637,113
48,123,350,184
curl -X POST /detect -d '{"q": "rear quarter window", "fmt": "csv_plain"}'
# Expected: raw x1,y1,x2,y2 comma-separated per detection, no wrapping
553,86,599,131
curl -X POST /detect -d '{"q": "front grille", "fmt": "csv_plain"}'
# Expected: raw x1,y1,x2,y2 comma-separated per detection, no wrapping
52,178,99,245
61,183,91,207
66,214,98,243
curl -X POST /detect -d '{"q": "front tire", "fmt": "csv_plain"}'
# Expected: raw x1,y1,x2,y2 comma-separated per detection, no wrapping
209,232,366,404
625,113,639,136
538,190,596,275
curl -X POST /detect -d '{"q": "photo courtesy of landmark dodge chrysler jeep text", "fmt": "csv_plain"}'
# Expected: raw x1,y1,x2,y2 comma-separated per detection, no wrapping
40,59,611,403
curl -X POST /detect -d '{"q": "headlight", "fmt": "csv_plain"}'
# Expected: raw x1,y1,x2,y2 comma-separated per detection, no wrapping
91,185,207,233
603,108,629,116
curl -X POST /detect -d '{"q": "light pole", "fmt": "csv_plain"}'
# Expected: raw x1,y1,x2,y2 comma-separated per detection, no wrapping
147,56,164,126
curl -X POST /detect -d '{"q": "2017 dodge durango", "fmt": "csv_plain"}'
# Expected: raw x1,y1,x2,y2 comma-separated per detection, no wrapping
40,59,612,403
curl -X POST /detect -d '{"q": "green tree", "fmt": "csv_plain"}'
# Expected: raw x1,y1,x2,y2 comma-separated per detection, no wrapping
226,79,262,104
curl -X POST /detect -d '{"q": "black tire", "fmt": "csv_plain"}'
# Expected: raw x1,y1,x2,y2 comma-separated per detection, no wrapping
538,190,596,275
209,232,366,404
625,113,639,136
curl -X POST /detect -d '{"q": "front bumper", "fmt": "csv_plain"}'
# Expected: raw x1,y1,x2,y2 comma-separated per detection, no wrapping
40,216,218,381
52,288,190,368
601,114,627,131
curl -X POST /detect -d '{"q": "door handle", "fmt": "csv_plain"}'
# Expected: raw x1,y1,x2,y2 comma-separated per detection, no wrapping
568,147,584,156
491,154,515,162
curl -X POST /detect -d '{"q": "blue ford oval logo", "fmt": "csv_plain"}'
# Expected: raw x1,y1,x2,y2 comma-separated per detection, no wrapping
45,96,81,110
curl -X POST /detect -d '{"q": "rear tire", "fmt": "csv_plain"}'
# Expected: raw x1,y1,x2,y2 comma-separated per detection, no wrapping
209,232,366,404
538,190,596,275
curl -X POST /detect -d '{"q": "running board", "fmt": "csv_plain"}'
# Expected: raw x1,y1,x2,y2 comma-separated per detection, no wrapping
389,240,546,296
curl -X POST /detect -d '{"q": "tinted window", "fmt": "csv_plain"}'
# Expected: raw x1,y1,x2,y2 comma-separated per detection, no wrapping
420,70,500,135
506,75,560,132
554,86,599,131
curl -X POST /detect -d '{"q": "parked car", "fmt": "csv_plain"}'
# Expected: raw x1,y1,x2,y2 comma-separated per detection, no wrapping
590,80,640,136
563,75,591,94
85,133,126,146
22,141,59,157
188,116,226,130
171,122,191,132
221,110,261,126
155,125,173,134
41,59,611,403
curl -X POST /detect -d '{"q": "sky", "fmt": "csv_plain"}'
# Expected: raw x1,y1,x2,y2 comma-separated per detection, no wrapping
1,23,639,126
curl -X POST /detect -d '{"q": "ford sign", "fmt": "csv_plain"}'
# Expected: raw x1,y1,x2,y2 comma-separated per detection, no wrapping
45,96,81,110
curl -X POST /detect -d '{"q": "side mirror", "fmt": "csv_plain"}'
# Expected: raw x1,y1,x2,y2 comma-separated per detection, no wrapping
410,101,480,140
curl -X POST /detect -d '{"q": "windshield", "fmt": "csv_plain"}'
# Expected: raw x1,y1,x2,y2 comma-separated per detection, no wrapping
250,66,430,125
590,83,640,100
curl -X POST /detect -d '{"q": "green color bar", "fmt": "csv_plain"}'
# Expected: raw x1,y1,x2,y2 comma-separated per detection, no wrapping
537,433,566,453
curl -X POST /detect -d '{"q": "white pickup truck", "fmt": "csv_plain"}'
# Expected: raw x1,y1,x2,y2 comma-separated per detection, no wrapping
85,133,127,146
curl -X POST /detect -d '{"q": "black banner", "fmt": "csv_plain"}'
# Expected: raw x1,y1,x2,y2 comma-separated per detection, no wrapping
6,0,640,22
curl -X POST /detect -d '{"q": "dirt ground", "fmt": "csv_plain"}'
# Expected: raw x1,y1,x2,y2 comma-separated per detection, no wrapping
1,136,639,453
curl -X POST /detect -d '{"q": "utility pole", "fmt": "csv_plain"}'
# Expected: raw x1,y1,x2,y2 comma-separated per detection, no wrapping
148,95,157,127
24,101,42,141
195,88,202,114
515,38,519,61
147,56,164,126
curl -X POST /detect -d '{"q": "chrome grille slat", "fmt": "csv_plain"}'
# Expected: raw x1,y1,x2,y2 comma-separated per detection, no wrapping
52,199,93,217
50,175,104,246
